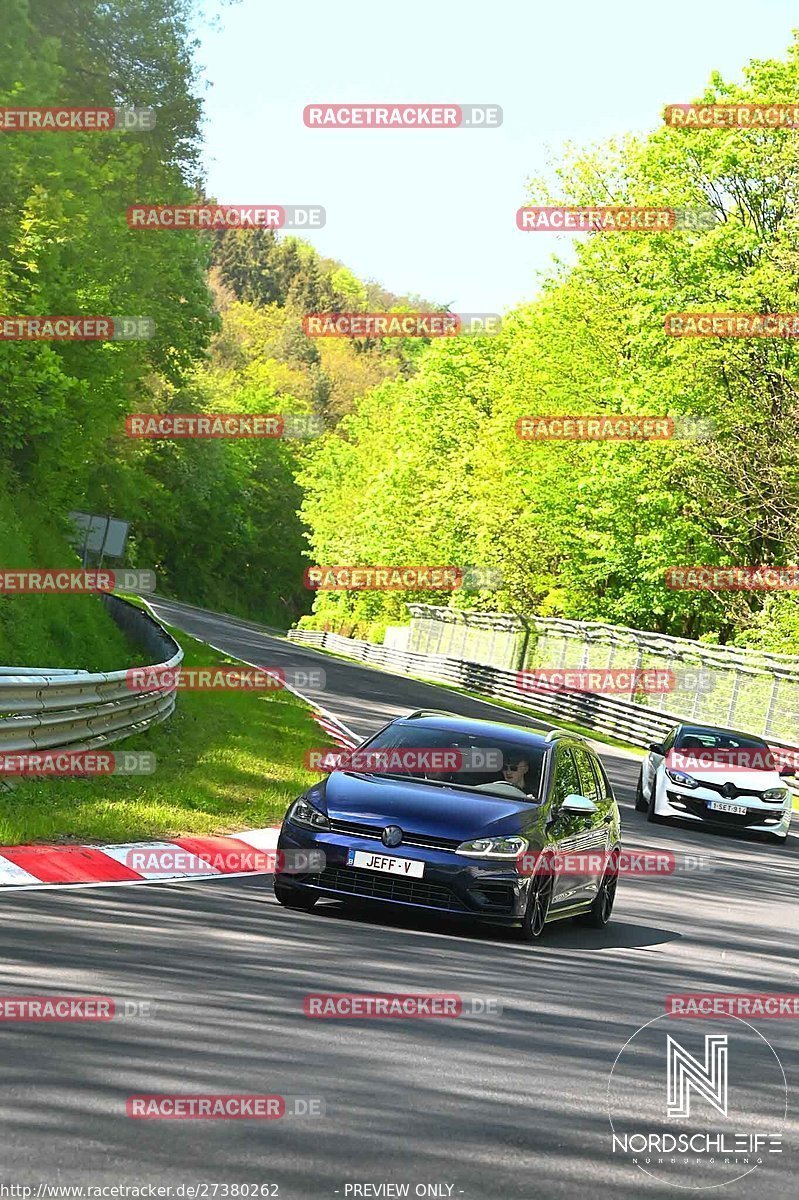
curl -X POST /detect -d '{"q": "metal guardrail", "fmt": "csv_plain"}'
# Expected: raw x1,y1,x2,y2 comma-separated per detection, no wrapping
287,627,799,798
288,628,680,742
405,604,799,747
0,595,182,758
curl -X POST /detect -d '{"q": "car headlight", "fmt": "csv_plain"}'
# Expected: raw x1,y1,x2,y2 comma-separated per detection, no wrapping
763,787,789,802
665,767,700,789
455,835,528,858
287,796,330,830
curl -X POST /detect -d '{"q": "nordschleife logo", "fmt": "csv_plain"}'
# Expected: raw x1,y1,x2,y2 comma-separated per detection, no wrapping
607,1014,786,1189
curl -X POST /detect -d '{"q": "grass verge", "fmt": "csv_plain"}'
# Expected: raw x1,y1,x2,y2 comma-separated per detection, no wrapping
0,620,330,845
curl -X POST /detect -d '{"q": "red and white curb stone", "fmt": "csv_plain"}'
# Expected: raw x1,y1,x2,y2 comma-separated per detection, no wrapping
0,827,283,890
0,708,359,890
311,711,358,749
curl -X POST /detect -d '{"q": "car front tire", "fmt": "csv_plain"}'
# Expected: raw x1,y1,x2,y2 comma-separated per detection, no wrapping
634,768,648,812
273,878,318,910
647,777,664,823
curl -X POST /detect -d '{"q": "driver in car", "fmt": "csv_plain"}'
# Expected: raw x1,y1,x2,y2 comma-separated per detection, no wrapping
475,754,531,797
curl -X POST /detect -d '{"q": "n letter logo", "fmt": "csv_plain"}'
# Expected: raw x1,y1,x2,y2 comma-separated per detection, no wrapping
666,1035,728,1119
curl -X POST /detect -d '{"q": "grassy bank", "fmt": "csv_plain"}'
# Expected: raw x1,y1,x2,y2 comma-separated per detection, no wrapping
0,478,140,671
0,620,331,845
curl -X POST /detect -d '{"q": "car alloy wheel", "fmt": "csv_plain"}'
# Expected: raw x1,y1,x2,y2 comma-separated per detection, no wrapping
582,851,619,928
521,869,553,941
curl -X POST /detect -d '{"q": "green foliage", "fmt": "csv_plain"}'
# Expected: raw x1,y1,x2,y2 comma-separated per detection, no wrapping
0,471,137,669
3,6,799,662
299,36,799,649
0,0,216,513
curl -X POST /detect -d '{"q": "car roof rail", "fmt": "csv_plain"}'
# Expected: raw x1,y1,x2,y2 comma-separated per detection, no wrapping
544,727,586,743
402,708,461,720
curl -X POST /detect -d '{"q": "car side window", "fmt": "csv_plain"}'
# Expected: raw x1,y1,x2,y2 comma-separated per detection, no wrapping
661,727,677,753
590,755,612,801
551,745,582,807
572,746,600,802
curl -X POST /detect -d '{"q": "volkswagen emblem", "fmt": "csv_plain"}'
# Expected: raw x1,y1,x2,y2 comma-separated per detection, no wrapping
722,782,737,799
381,825,403,848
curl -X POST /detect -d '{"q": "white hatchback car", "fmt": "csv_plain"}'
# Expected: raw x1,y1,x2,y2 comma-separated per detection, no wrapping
635,724,794,842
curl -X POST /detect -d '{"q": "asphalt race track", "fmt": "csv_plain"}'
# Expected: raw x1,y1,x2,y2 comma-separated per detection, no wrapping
0,596,796,1198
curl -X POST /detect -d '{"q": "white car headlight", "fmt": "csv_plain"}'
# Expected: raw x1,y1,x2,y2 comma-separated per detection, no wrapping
763,787,789,802
665,767,700,789
455,835,528,858
287,796,330,830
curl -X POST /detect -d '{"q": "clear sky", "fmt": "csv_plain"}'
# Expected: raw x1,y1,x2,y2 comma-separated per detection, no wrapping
195,1,798,313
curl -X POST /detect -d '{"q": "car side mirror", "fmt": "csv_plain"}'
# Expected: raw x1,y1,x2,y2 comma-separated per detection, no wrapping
779,765,795,778
561,793,598,816
648,743,666,756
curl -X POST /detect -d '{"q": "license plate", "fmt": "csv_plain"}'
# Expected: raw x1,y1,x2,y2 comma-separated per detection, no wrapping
347,849,424,878
708,801,747,815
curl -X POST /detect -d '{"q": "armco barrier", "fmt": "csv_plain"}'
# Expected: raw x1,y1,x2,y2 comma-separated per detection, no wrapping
405,604,799,746
287,628,680,743
286,627,799,796
0,595,182,760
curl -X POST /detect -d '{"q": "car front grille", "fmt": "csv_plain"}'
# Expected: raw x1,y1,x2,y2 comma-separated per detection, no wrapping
699,779,771,801
328,817,461,851
470,881,516,911
305,865,465,911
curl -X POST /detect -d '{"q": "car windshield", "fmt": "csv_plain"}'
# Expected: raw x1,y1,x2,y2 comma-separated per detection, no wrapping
673,729,776,771
344,723,545,800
